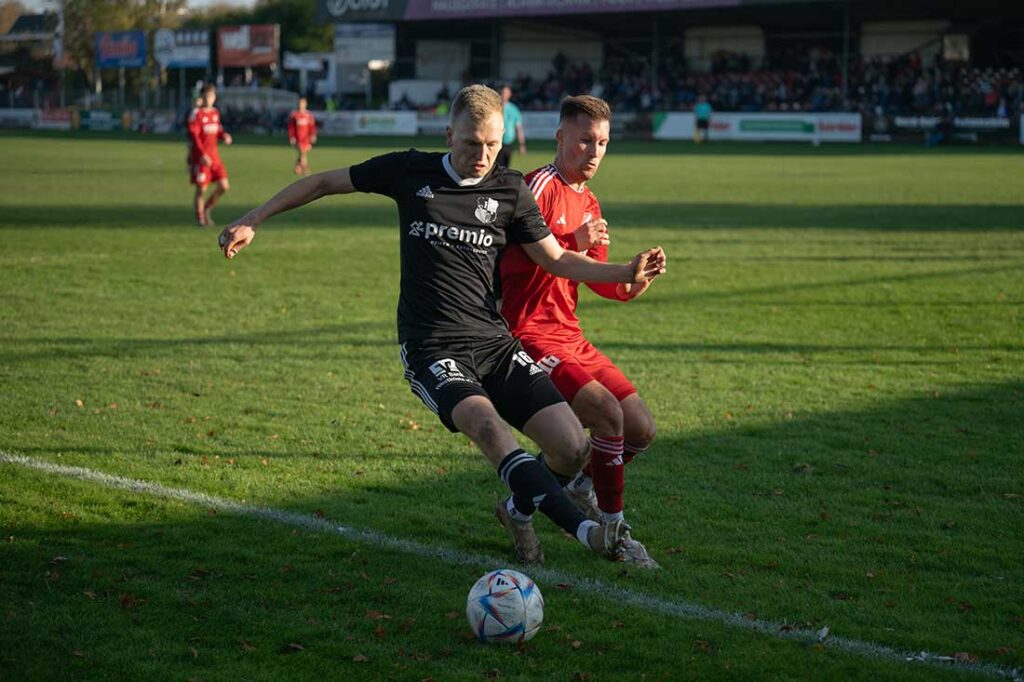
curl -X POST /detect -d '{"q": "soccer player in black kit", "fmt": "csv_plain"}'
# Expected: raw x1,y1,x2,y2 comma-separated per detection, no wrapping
218,85,666,565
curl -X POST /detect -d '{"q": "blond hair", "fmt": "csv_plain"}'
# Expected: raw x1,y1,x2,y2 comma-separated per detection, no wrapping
559,95,611,124
450,84,503,124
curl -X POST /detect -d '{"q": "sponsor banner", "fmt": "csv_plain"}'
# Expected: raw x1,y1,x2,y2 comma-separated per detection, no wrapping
154,28,210,68
320,110,417,136
95,30,146,69
217,24,279,67
522,111,560,140
0,108,37,128
866,114,1019,144
77,109,125,132
417,112,448,135
36,109,72,130
652,112,695,140
319,0,738,21
654,112,861,142
283,51,326,71
334,23,395,63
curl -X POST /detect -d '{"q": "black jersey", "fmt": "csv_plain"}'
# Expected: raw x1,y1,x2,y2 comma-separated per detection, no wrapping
349,150,551,342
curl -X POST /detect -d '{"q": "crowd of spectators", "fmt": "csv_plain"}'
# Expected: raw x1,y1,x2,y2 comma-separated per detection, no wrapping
495,49,1022,117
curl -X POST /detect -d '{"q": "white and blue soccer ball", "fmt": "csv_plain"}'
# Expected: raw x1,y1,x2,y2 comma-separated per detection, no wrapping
466,569,544,643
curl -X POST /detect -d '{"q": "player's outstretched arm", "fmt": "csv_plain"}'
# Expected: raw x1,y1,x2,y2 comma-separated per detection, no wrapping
218,168,356,260
522,234,666,283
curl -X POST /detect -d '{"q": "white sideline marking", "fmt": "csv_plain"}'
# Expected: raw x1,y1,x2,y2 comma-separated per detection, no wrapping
2,451,1020,680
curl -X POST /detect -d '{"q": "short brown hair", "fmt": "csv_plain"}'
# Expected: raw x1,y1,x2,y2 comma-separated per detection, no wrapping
559,95,611,124
450,84,503,124
200,82,216,96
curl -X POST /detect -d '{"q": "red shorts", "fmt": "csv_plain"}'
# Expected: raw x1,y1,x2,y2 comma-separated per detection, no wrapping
518,334,636,405
190,158,227,187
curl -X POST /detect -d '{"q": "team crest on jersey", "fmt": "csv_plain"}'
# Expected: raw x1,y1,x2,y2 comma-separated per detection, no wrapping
474,197,499,224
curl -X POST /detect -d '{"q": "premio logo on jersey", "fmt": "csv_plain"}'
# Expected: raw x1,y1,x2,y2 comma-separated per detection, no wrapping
408,221,494,249
474,197,499,224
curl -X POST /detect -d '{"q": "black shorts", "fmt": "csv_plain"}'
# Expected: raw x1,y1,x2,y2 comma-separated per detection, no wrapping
496,144,514,169
697,118,709,130
399,334,565,432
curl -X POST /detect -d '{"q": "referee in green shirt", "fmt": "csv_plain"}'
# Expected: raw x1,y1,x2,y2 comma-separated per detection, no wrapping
497,84,527,168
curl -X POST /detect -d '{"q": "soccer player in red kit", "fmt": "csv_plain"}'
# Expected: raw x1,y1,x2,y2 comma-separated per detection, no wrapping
500,95,661,568
287,97,318,175
188,83,232,227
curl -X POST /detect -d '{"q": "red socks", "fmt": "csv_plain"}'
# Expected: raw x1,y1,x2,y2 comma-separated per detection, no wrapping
589,435,624,519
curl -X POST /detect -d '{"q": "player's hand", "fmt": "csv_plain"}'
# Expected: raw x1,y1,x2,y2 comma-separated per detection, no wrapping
311,136,317,144
223,133,233,146
573,217,610,251
519,143,527,155
629,247,666,283
289,138,296,146
218,217,257,260
200,153,212,167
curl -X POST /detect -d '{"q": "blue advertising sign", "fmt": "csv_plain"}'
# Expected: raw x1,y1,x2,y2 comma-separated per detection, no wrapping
95,30,147,68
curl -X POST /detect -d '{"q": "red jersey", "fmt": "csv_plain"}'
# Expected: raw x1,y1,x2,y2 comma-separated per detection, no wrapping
500,163,629,343
188,106,226,163
287,110,317,145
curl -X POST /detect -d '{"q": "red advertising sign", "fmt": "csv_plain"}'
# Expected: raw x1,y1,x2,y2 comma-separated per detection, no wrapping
217,24,279,67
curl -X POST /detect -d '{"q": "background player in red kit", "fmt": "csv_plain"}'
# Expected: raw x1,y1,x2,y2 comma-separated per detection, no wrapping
287,97,318,175
500,95,661,567
188,83,232,227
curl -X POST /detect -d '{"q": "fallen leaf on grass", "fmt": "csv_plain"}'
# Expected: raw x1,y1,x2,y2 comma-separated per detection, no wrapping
352,654,369,662
444,611,459,620
72,650,86,657
239,639,256,652
953,652,978,663
366,610,391,620
571,640,582,650
694,640,713,653
280,643,304,654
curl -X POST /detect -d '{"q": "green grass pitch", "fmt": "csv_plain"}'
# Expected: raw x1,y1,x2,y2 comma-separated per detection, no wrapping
1,131,1022,679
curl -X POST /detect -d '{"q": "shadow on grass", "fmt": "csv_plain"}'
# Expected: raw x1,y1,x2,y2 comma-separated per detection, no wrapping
3,379,1023,674
4,202,1024,232
634,260,1024,306
0,320,396,364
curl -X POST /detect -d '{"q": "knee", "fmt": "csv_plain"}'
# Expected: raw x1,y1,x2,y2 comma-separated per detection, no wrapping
220,180,230,192
466,414,507,451
546,427,590,472
581,392,623,436
625,413,656,449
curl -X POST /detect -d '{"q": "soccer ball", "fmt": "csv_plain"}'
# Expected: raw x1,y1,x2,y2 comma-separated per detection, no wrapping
465,569,544,643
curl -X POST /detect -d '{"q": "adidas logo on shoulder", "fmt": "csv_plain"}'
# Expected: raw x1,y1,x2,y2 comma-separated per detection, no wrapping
416,185,434,199
556,214,566,225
